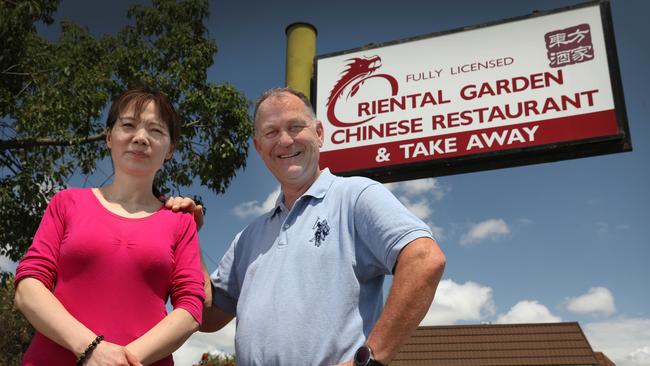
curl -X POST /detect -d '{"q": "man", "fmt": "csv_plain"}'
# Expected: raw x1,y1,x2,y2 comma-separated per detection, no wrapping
170,88,445,366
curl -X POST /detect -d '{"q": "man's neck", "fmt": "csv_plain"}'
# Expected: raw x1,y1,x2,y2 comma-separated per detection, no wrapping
281,170,321,210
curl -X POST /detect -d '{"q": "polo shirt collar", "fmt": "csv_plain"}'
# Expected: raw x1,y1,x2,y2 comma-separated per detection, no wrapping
302,168,335,200
271,168,335,216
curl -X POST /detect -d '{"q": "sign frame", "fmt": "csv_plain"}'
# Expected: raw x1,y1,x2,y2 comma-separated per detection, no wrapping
313,0,631,183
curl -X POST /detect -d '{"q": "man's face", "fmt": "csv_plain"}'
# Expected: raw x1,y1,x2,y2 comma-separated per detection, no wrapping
253,93,324,190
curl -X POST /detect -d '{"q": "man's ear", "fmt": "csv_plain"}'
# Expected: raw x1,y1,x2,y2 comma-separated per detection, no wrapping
315,120,324,147
253,136,262,155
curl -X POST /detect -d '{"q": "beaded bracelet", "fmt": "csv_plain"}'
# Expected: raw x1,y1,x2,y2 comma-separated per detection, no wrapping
76,335,104,365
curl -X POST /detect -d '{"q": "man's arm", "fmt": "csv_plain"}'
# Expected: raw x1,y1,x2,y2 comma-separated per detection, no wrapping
200,254,213,307
199,261,236,332
361,237,445,365
165,196,237,332
200,298,235,332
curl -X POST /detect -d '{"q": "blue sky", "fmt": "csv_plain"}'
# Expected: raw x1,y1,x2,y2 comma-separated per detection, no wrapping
2,0,649,365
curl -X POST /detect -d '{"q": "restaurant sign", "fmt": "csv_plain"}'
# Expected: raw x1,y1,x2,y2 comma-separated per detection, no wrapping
314,0,631,181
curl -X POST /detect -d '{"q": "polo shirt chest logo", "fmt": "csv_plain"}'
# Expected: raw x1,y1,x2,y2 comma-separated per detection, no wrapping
310,217,330,247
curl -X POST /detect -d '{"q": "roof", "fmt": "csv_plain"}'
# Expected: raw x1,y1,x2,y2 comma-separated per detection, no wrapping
594,352,616,366
391,322,603,366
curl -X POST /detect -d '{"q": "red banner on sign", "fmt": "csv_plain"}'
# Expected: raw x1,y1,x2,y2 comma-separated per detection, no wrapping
320,110,619,173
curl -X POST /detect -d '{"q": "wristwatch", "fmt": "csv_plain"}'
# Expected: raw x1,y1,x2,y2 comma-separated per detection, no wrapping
353,345,385,366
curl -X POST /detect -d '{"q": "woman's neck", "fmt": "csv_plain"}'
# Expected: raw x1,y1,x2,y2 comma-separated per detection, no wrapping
99,175,160,214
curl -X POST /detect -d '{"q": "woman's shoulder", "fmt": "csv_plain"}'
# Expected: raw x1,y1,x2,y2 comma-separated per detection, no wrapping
49,187,93,205
35,188,95,221
159,206,197,227
155,209,199,245
53,187,91,196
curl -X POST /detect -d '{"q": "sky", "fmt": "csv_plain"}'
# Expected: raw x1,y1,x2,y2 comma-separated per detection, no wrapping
2,0,649,365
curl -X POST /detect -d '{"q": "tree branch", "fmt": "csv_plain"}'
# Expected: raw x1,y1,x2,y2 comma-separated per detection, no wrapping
15,80,32,99
189,144,201,156
0,133,106,151
0,149,24,176
1,68,58,76
0,157,20,175
1,124,18,139
190,140,207,148
2,64,19,73
184,119,202,128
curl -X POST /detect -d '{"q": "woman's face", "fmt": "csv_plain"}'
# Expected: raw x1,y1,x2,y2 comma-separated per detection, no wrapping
106,100,173,178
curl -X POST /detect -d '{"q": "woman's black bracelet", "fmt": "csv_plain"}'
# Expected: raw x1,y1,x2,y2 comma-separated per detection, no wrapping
76,335,104,365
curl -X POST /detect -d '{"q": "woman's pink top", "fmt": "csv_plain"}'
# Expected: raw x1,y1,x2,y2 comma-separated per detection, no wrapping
15,188,205,365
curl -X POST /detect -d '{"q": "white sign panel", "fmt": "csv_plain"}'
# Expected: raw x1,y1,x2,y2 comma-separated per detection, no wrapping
315,1,630,179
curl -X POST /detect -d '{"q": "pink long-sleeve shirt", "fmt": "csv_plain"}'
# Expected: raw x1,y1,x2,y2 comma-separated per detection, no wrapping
15,188,204,366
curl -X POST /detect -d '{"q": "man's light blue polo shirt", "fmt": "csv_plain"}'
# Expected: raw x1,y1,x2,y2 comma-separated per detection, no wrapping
211,169,433,366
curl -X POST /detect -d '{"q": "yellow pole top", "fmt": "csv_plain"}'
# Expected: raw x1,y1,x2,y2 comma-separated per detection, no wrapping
285,22,317,100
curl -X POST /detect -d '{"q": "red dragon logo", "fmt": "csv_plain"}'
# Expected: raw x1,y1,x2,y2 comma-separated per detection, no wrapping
326,55,399,127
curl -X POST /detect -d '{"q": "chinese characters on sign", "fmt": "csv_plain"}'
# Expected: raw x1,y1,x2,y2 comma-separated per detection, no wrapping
546,24,594,67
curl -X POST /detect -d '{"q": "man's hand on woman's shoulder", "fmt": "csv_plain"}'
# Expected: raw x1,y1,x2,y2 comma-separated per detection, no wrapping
164,196,204,230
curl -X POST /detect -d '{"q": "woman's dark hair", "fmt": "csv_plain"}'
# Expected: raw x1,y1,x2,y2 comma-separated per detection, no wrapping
106,87,181,147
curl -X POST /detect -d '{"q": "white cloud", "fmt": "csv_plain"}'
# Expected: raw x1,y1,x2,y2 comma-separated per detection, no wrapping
384,178,447,235
518,218,533,225
384,178,446,200
597,221,609,233
173,320,236,366
399,196,432,221
495,300,561,324
421,279,495,325
460,219,510,245
232,186,280,218
584,317,650,366
0,255,17,273
428,222,445,241
626,346,650,366
597,222,630,233
565,287,616,317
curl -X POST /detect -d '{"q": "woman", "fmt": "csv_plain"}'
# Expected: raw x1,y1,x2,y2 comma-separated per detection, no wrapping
14,87,205,366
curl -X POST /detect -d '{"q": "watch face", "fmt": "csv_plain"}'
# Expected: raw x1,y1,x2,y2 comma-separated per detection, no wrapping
355,346,371,364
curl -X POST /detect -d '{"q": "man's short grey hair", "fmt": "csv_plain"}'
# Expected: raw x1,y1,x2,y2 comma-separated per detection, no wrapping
253,87,316,122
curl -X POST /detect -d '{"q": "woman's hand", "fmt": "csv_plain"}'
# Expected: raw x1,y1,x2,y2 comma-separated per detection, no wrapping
85,341,142,366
